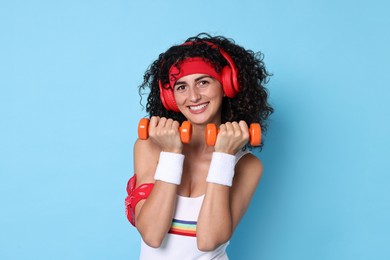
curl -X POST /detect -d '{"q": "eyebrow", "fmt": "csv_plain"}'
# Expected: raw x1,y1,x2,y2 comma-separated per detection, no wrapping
174,75,213,87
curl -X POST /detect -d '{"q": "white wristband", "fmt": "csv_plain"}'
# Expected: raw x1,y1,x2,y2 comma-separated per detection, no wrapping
154,152,185,185
206,152,236,187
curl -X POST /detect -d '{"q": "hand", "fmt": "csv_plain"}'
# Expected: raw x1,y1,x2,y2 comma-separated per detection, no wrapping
214,121,249,155
148,116,183,153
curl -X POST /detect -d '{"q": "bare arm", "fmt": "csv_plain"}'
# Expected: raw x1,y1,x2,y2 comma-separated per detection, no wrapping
196,122,263,251
133,117,183,248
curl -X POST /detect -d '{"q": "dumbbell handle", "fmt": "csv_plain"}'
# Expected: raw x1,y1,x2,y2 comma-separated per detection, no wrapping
206,123,262,146
138,118,192,144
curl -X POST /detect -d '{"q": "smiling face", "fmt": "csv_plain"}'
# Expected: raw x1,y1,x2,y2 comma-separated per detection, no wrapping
173,73,224,125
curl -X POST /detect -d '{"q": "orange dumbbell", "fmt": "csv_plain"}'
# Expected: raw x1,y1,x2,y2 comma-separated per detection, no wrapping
138,118,192,144
205,123,262,146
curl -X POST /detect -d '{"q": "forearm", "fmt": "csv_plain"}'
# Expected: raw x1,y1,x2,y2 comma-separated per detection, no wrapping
136,182,178,247
135,151,184,247
196,184,233,251
196,152,237,250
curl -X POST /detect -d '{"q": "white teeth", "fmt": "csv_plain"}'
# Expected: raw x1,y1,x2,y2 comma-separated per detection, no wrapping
189,103,208,111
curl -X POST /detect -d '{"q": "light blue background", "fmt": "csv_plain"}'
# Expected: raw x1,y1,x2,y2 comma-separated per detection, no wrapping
1,0,389,259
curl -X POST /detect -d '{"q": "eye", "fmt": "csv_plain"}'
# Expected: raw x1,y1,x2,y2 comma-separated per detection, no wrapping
175,84,187,92
198,80,209,87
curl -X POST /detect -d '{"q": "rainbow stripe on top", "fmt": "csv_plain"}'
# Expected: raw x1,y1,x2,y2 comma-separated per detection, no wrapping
168,218,197,237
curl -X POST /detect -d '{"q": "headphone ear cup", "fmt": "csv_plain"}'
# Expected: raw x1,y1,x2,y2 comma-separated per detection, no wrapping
159,80,180,112
159,80,169,110
214,45,240,94
221,66,237,98
230,65,239,93
164,86,180,112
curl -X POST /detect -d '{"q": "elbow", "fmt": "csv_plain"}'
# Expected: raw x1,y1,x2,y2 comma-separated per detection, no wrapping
137,225,166,248
197,235,230,252
141,232,165,248
196,225,232,251
136,217,168,248
197,223,233,251
197,241,218,252
143,239,163,249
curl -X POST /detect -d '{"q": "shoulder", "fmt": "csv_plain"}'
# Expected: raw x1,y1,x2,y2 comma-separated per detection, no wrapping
134,138,161,184
234,152,263,183
134,138,161,156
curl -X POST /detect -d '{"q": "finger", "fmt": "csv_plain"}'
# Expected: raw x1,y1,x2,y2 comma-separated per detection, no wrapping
219,123,226,131
238,120,249,132
224,122,234,135
232,121,241,136
156,117,167,129
165,118,174,128
149,116,160,131
172,120,180,129
239,121,250,141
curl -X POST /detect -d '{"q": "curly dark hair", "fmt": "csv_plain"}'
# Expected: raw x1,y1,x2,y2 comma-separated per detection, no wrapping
138,33,273,149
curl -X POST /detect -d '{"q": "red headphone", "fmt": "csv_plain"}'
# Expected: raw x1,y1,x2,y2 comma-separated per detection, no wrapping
158,41,240,112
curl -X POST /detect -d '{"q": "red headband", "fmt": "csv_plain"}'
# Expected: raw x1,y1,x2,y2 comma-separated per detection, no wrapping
168,57,222,88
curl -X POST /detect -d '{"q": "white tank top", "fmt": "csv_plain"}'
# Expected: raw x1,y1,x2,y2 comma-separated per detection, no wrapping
139,150,251,260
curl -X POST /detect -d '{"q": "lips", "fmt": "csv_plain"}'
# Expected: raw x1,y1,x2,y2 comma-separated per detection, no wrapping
188,102,209,114
189,103,208,111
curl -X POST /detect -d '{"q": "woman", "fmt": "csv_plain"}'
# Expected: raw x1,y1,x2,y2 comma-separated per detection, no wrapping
125,33,273,259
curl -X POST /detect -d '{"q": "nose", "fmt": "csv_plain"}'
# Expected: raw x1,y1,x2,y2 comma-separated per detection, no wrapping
188,85,201,102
